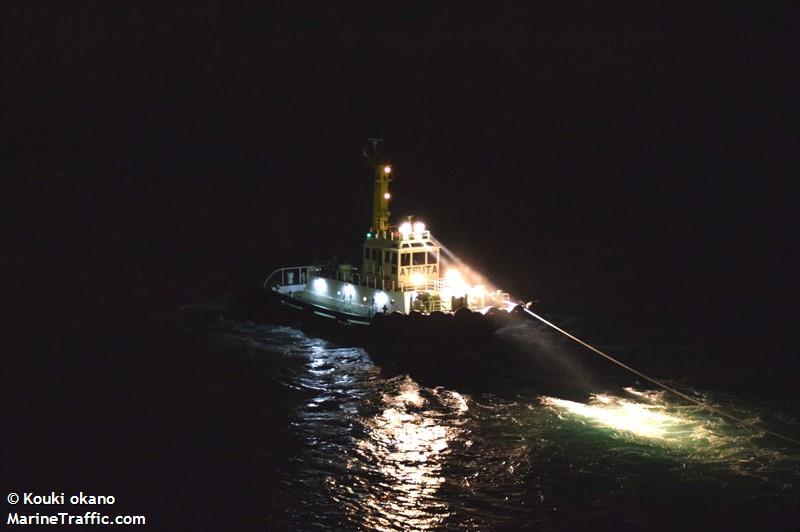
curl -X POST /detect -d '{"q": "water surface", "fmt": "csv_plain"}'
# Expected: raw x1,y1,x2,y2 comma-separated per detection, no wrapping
206,318,799,530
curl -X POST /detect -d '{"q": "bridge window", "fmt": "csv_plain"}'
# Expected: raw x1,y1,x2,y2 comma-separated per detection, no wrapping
427,251,438,264
401,253,410,266
371,248,379,261
364,247,370,260
412,252,425,265
391,251,397,264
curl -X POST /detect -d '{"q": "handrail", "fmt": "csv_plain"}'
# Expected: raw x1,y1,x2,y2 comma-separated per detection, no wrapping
399,279,440,292
286,265,399,293
263,265,315,289
318,267,396,292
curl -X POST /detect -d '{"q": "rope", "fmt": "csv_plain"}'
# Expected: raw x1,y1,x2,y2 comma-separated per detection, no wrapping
522,307,800,446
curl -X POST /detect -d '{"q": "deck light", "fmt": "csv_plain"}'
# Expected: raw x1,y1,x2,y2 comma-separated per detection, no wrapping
399,222,412,236
413,221,426,233
383,165,392,174
313,277,327,293
445,269,462,283
445,268,467,294
411,272,426,286
343,284,356,298
383,192,391,200
375,291,389,308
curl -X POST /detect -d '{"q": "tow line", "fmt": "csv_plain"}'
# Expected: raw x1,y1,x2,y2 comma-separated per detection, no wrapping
522,307,800,446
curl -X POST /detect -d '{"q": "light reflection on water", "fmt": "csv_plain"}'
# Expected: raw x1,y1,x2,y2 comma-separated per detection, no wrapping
541,390,709,441
350,379,456,531
540,387,800,485
220,322,800,530
287,339,472,530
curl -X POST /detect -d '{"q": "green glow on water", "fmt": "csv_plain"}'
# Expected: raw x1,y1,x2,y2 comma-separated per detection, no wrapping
536,387,800,488
541,389,715,443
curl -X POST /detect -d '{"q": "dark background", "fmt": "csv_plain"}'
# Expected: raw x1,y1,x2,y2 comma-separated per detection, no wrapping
2,4,798,522
5,2,797,353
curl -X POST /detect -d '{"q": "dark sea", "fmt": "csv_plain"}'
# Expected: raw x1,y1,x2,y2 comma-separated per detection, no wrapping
5,294,799,531
186,308,800,531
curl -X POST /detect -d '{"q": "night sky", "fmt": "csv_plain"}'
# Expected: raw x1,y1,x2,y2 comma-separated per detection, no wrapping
4,3,798,361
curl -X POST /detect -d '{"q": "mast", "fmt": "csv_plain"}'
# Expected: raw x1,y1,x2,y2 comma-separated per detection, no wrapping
364,138,392,233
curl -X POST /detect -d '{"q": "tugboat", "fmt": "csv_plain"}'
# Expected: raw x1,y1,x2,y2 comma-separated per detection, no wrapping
263,139,519,329
259,141,632,388
260,141,544,383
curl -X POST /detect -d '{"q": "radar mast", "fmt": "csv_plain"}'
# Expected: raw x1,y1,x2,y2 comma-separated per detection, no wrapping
364,138,392,233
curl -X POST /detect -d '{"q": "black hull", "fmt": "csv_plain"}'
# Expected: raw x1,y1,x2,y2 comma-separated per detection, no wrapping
252,289,622,395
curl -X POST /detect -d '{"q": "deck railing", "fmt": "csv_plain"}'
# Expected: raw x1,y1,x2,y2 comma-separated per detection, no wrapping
266,265,512,312
263,265,314,289
371,227,432,242
314,266,398,292
265,264,401,292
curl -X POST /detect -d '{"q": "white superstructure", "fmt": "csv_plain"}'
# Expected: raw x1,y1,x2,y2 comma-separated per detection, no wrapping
264,140,510,323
